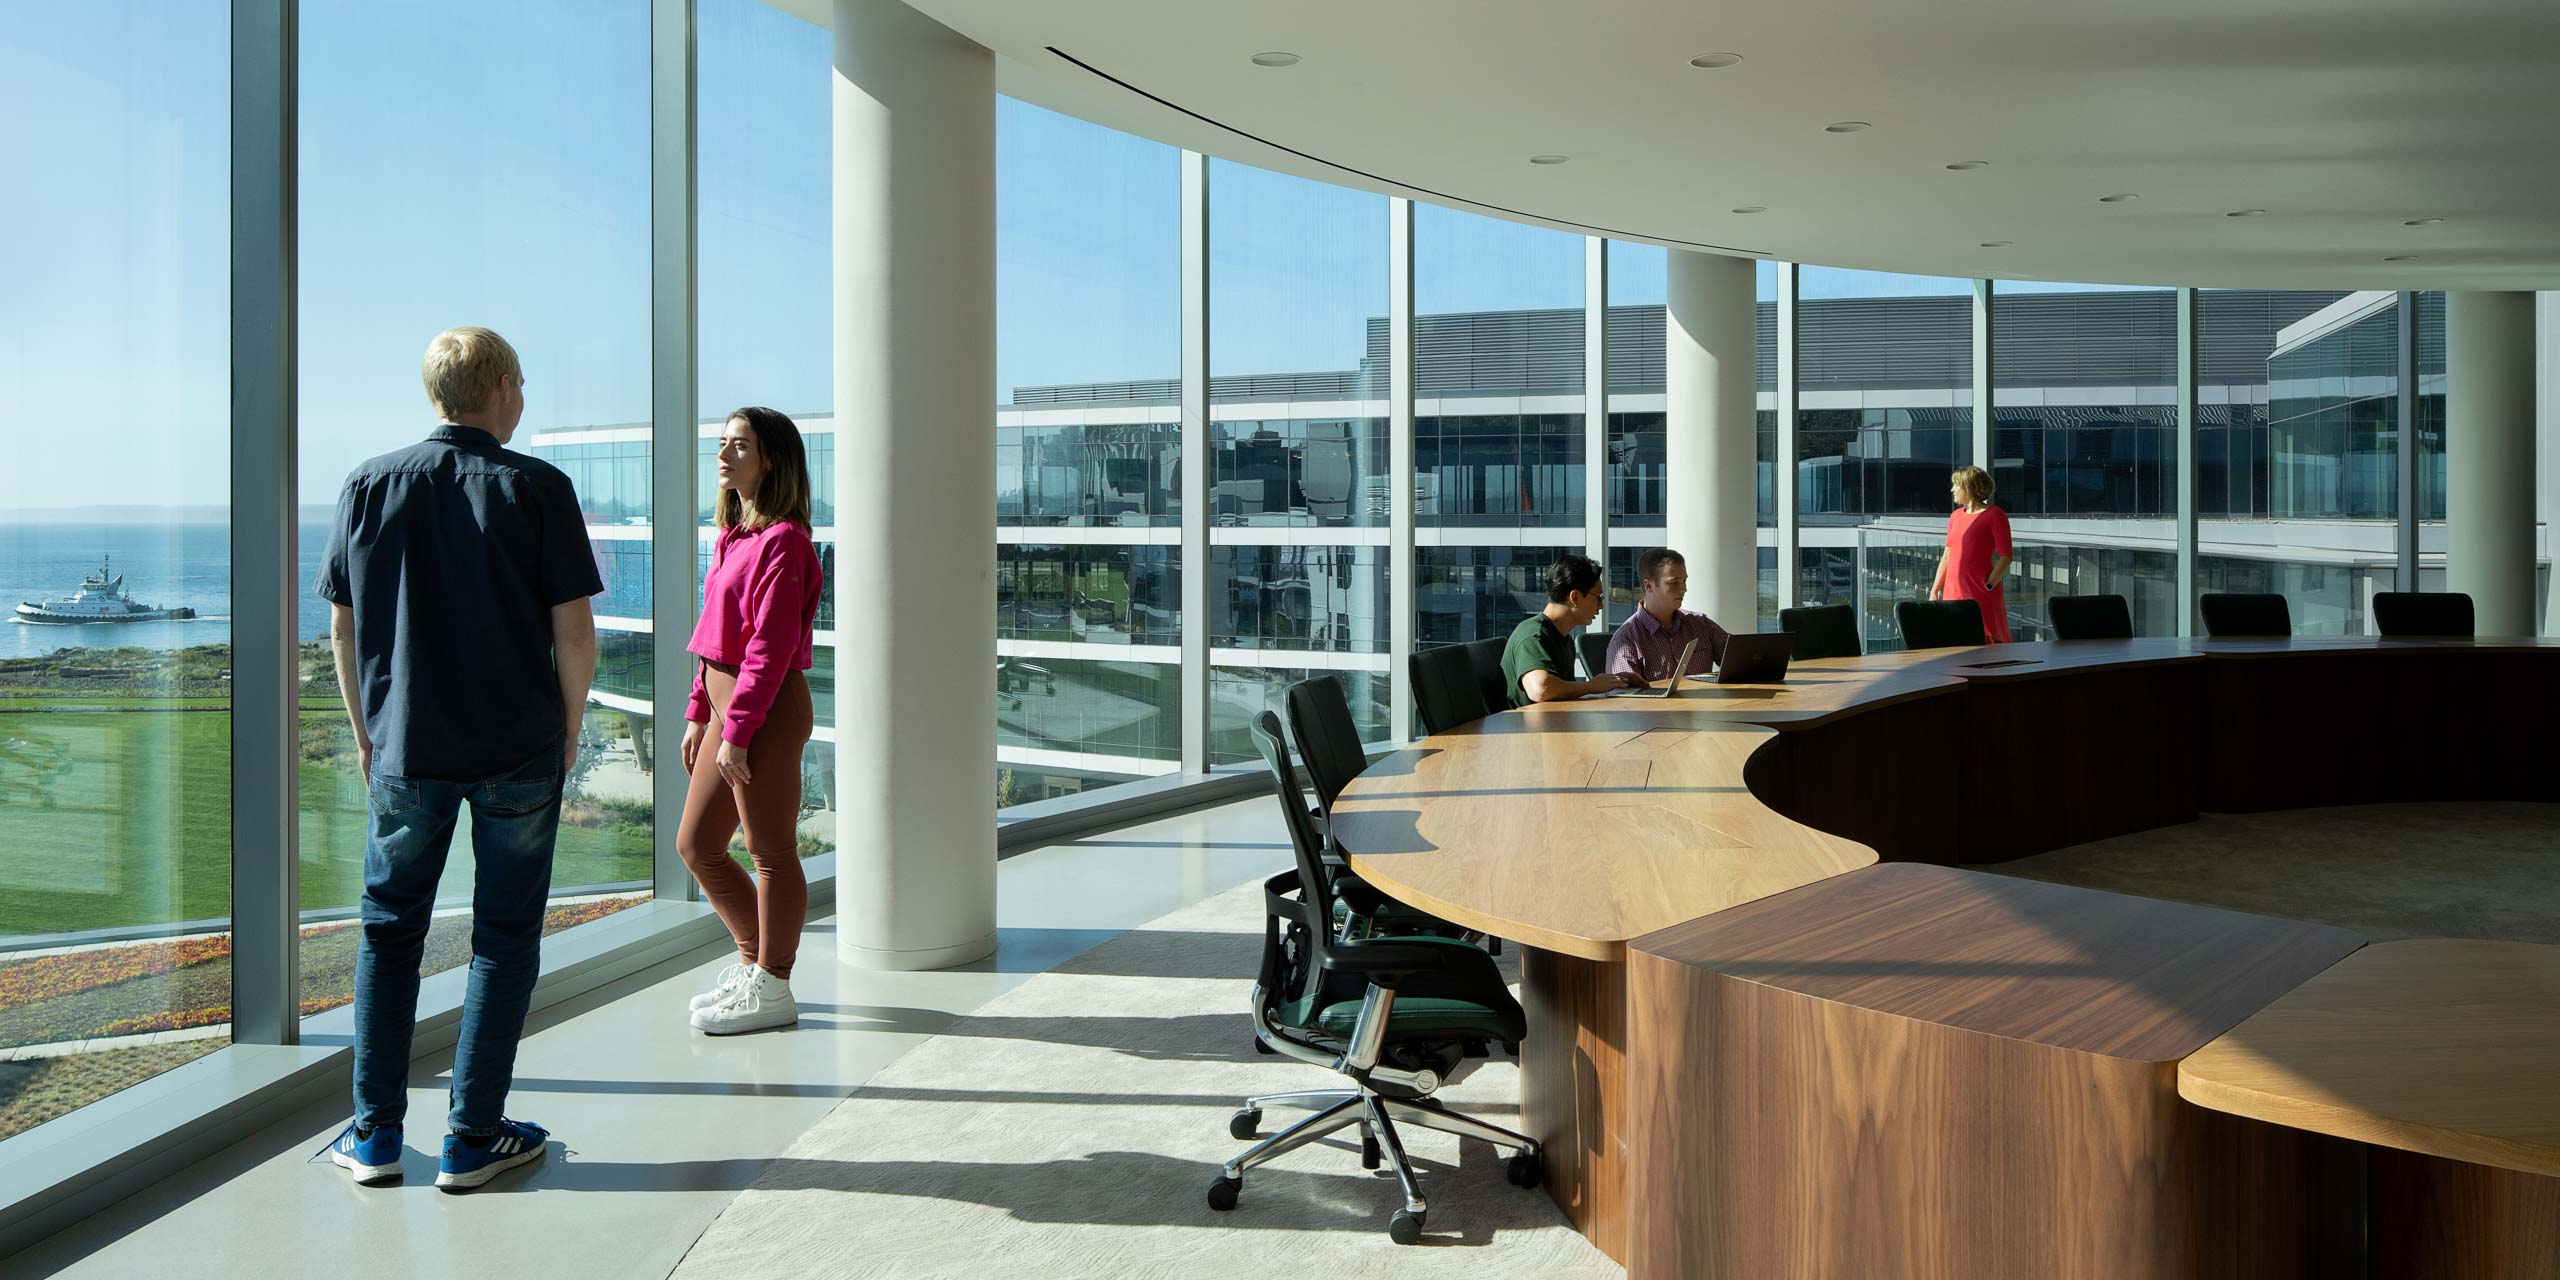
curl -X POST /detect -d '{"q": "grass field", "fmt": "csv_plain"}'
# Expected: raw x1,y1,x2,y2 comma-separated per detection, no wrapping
0,707,652,937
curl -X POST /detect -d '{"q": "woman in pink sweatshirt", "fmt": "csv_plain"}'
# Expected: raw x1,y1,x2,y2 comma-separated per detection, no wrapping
677,406,823,1035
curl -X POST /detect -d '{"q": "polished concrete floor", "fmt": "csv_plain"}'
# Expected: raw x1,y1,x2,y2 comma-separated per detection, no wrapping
15,799,1290,1280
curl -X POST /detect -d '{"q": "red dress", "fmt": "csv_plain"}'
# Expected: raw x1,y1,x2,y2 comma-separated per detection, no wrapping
1942,504,2013,643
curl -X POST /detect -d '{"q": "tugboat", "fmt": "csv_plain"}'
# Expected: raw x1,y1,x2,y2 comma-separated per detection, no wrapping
13,556,197,624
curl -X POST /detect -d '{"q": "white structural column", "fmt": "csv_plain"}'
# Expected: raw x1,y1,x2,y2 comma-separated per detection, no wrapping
831,0,995,969
1664,250,1759,628
2445,291,2539,636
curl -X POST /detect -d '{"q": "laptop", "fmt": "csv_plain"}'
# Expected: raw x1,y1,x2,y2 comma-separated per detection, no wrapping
1709,631,1795,684
1599,638,1698,698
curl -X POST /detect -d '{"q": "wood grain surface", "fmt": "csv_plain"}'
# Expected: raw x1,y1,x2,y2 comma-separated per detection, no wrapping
2179,939,2560,1178
1626,864,2366,1280
2370,1149,2560,1280
1519,948,1630,1263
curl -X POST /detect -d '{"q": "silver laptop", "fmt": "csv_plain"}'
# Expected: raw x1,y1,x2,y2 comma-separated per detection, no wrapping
1599,638,1698,698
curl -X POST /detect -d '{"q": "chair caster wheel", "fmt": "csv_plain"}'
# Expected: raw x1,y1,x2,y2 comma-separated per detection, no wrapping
1507,1150,1543,1188
1252,1037,1275,1055
1388,1208,1425,1244
1228,1109,1261,1140
1360,1126,1381,1170
1206,1176,1241,1211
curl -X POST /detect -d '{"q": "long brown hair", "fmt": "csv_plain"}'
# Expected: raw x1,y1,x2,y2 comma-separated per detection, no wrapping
715,407,812,531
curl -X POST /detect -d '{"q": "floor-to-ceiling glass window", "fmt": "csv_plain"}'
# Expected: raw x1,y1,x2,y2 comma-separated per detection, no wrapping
1601,247,1779,632
677,0,836,848
294,0,654,1021
1204,162,1391,762
0,1,233,1140
2207,288,2428,633
1984,281,2177,638
997,99,1182,799
1414,206,1583,667
1798,269,1974,648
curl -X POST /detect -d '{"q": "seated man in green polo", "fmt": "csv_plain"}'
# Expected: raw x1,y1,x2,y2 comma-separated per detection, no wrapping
1501,553,1643,707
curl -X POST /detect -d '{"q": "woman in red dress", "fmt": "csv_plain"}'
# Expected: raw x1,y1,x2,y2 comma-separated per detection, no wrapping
1929,465,2014,643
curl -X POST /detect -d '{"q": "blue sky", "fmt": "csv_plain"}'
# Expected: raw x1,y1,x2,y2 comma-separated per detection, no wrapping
3,0,2129,513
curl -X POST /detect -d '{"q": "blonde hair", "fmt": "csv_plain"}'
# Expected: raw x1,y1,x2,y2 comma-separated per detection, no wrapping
1951,465,1995,504
421,327,522,420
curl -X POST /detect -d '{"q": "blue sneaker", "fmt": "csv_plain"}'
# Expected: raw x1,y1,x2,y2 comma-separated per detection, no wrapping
436,1117,550,1191
324,1121,404,1185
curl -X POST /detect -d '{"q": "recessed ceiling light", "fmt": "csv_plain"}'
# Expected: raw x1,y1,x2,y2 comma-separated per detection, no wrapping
1825,121,1871,134
1731,206,1767,214
2383,255,2416,262
2226,209,2267,218
2098,193,2139,203
1945,161,1989,171
1528,155,1569,165
1689,52,1743,69
1249,51,1300,67
2402,217,2443,226
1979,240,2013,248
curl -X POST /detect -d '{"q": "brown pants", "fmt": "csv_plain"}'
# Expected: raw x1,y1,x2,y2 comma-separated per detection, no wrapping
676,662,812,980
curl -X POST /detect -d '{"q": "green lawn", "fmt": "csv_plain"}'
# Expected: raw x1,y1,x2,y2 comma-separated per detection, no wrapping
0,707,652,936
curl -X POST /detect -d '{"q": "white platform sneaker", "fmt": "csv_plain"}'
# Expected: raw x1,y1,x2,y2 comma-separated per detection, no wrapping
691,967,797,1035
688,961,754,1013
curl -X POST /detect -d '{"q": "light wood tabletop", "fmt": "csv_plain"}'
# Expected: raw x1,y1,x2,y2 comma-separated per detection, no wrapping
1328,715,1875,960
2179,938,2560,1179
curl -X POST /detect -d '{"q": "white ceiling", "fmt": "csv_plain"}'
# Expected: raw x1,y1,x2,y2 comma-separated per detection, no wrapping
885,0,2560,291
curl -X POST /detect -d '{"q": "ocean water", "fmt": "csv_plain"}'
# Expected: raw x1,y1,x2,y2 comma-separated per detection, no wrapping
0,522,334,660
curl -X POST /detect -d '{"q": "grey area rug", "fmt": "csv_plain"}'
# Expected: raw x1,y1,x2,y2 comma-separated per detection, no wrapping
671,881,1618,1280
1980,802,2560,943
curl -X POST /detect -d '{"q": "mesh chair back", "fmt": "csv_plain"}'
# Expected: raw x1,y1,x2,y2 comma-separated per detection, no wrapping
1285,676,1370,813
1408,646,1490,736
2373,591,2475,637
2048,594,2134,641
1577,631,1609,680
1248,712,1338,938
1779,604,1862,660
1247,712,1340,1007
1464,636,1514,713
1896,598,1987,650
2199,592,2290,638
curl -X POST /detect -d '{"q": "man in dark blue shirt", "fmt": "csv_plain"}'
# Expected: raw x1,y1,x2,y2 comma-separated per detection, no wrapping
315,326,600,1192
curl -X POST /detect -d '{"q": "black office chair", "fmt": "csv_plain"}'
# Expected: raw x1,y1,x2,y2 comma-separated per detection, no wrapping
2199,592,2291,638
2048,594,2134,641
1284,677,1478,945
1779,603,1862,660
1576,631,1609,681
2373,591,2474,637
1215,712,1540,1244
1463,636,1514,713
1896,598,1987,650
1408,646,1490,735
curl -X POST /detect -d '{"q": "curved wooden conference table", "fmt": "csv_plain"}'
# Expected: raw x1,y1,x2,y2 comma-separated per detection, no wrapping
1329,635,2560,1278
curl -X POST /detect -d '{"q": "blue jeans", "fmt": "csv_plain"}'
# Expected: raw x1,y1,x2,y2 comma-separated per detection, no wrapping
351,740,562,1136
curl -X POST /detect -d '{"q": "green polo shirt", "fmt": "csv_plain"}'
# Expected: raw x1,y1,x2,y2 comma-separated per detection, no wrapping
1500,613,1576,709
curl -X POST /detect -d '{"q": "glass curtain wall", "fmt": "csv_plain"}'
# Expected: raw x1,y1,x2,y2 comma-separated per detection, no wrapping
1799,268,1974,648
291,0,655,1025
0,1,234,1140
1204,162,1392,762
1414,206,1584,662
997,99,1182,799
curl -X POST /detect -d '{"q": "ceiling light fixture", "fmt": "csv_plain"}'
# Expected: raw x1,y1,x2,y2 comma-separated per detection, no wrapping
2098,194,2139,203
1945,161,1989,171
1528,155,1569,165
1249,51,1300,67
1732,206,1768,214
2226,209,2267,218
1979,240,2013,248
2402,217,2443,226
1689,52,1743,69
1825,121,1871,133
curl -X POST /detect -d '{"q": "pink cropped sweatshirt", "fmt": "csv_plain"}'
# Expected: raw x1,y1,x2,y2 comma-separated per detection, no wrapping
685,520,822,747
